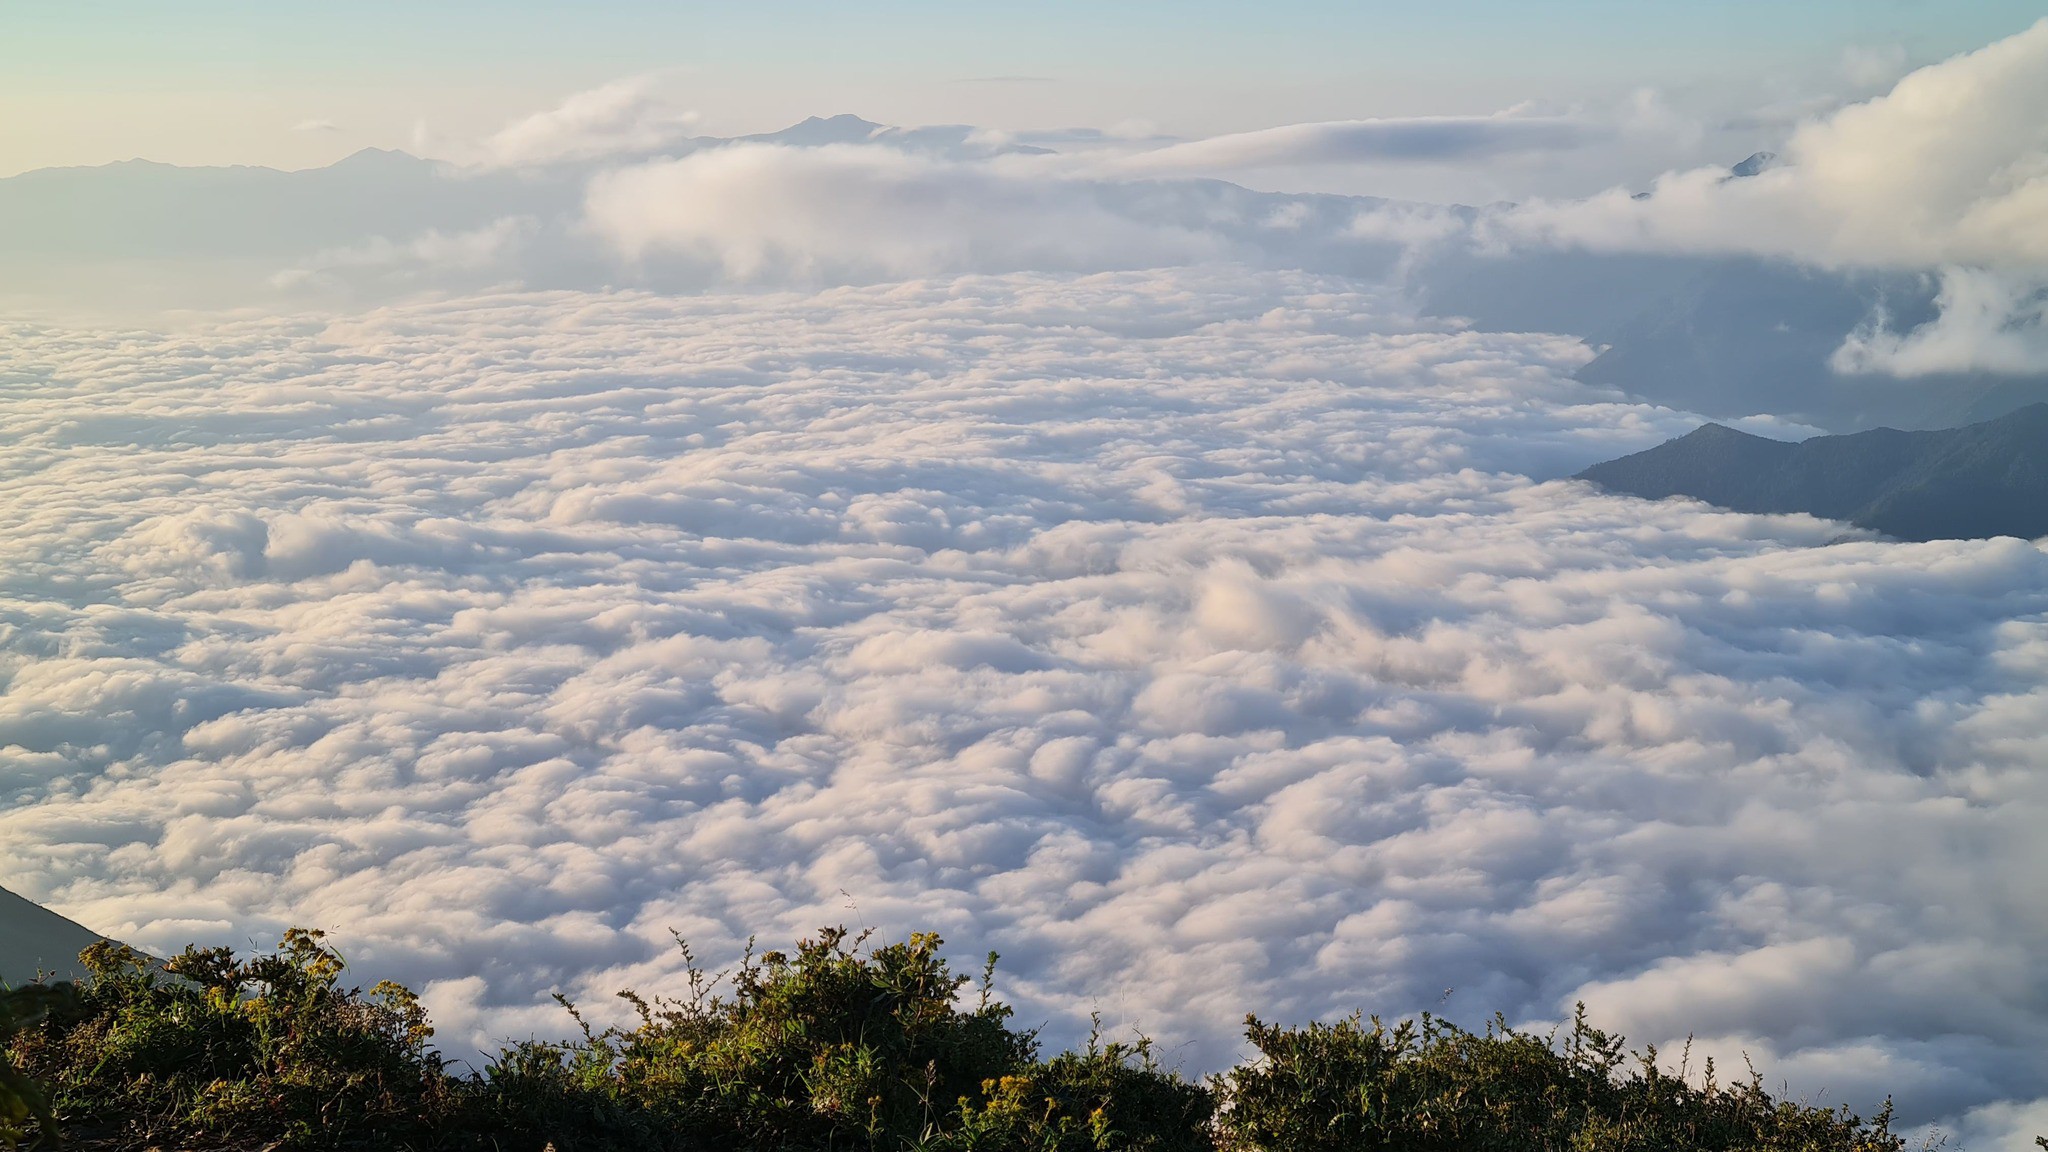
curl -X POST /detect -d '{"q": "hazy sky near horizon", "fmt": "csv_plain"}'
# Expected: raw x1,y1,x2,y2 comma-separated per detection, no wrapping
5,0,2043,177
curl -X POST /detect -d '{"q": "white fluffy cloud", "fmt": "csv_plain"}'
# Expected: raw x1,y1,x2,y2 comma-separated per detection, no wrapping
479,77,700,169
2,269,2046,1145
1830,268,2048,377
1493,18,2048,375
584,144,1233,281
1498,19,2048,271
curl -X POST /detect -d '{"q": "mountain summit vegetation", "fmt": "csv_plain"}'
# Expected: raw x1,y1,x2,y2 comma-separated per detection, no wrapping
1577,403,2048,541
3,926,1914,1152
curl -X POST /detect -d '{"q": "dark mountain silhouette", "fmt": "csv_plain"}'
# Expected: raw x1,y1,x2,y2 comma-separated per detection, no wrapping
1577,404,2048,541
1,884,111,985
1727,150,1781,178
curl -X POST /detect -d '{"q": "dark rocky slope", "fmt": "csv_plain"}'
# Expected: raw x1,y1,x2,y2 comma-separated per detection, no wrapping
0,884,110,985
1578,404,2048,541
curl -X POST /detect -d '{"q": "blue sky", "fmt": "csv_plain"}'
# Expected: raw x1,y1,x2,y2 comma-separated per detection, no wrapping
3,1,2042,174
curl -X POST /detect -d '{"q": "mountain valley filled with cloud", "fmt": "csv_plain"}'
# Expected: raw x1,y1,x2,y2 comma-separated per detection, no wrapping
4,8,2048,1149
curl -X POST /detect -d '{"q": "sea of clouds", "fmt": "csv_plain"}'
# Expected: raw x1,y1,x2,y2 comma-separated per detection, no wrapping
3,15,2048,1151
3,268,2048,1147
492,17,2048,379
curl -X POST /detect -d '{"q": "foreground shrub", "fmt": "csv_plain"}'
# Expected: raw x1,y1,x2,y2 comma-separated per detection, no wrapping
485,927,1201,1151
609,928,1029,1148
3,926,1937,1152
940,1025,1215,1152
10,930,457,1149
2,986,72,1150
1215,1005,1905,1152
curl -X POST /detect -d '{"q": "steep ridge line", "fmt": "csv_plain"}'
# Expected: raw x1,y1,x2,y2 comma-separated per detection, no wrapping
0,885,114,986
1577,404,2048,541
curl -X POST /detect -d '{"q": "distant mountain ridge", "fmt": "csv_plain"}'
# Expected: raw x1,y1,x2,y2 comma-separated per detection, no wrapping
0,127,1415,315
6,136,2045,435
1577,404,2048,541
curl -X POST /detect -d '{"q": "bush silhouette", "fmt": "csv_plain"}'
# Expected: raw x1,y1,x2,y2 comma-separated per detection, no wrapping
479,927,1041,1150
10,931,456,1148
3,926,1930,1152
1215,1005,1903,1152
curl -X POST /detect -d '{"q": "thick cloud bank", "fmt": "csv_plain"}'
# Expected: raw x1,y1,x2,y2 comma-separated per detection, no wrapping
2,270,2046,1148
477,76,701,170
1496,18,2048,376
1497,19,2047,271
585,145,1232,281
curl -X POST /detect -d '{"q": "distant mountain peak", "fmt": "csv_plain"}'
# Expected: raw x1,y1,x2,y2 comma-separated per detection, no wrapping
335,146,419,162
746,114,891,147
1677,422,1760,441
1728,151,1782,178
800,114,882,129
326,146,428,171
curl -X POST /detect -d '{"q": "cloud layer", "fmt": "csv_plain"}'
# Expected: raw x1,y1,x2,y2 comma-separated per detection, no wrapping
1110,115,1593,174
1496,18,2048,271
1492,18,2048,375
1829,268,2048,377
584,145,1233,281
1,269,2045,1147
478,76,701,169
